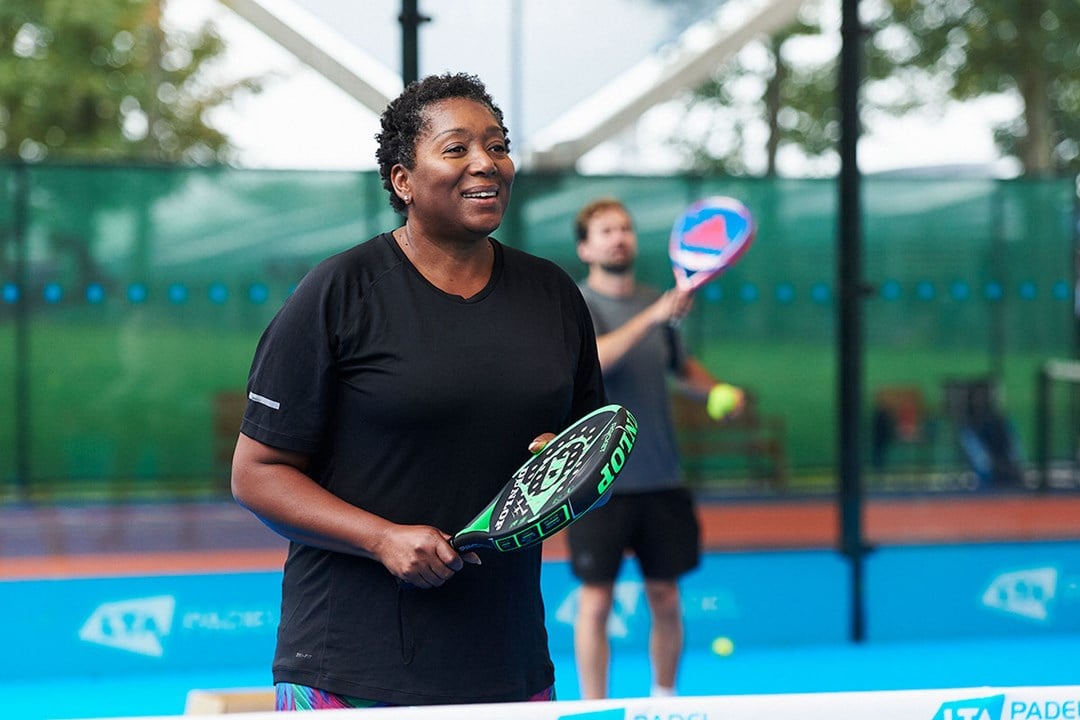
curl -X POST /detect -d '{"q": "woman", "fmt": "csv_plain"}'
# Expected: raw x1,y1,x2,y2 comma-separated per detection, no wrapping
231,72,605,710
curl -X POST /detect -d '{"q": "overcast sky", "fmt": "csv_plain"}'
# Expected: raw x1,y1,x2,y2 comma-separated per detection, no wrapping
168,0,1021,176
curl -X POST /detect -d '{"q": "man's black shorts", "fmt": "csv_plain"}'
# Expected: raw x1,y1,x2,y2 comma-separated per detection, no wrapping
567,488,700,583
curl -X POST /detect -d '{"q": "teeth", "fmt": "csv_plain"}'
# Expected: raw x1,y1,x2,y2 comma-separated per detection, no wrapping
464,191,496,198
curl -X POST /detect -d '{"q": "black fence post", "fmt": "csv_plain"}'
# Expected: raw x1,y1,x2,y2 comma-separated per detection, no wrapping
838,0,866,643
12,162,31,499
399,0,431,86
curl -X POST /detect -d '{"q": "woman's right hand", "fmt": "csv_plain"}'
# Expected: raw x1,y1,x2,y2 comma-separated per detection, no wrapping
376,524,481,589
232,434,481,589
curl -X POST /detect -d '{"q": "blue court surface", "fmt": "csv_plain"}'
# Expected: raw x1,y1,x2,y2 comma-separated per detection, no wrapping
3,542,1079,719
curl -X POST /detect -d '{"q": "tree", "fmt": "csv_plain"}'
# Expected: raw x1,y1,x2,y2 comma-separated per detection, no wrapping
0,0,262,165
649,0,1080,177
878,0,1080,176
673,11,848,177
639,0,862,176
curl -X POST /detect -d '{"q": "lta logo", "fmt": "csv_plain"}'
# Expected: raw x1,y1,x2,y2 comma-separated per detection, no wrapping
933,694,1004,720
981,567,1057,621
79,595,176,657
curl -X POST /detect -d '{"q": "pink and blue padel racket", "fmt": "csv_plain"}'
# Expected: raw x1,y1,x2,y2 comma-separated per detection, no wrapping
452,404,637,553
669,196,756,292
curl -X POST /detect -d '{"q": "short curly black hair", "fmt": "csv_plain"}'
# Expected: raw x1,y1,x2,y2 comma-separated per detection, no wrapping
376,72,510,214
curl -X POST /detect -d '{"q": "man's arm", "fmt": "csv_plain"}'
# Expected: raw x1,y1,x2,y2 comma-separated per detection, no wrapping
595,288,693,370
675,357,747,422
674,356,720,399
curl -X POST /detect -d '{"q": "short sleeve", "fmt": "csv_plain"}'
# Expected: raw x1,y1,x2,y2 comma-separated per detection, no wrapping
240,266,340,455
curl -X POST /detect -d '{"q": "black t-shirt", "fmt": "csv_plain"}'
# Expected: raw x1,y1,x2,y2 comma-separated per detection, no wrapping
240,233,605,705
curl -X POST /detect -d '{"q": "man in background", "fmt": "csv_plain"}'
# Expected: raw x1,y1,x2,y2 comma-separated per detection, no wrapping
569,197,745,699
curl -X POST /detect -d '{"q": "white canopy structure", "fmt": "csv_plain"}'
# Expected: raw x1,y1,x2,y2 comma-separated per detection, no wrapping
219,0,402,112
218,0,806,171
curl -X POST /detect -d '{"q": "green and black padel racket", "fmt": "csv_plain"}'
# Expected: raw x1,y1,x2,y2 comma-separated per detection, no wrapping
452,404,638,553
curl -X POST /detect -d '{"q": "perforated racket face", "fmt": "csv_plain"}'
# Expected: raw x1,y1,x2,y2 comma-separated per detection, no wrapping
453,405,638,553
669,196,755,291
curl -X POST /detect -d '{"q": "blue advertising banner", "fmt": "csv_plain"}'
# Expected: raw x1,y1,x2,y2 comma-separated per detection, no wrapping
1,571,281,680
0,550,848,681
3,542,1077,683
542,550,850,654
866,541,1080,641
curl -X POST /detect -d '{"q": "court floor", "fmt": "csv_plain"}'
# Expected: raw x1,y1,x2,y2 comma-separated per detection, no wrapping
3,497,1078,720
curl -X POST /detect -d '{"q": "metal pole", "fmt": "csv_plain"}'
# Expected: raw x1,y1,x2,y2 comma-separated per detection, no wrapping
838,0,865,643
399,0,431,86
1036,364,1049,490
509,0,523,147
990,187,1006,380
12,163,31,499
1074,176,1080,360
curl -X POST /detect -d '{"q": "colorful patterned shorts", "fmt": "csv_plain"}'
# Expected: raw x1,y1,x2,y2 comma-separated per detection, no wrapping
275,682,555,710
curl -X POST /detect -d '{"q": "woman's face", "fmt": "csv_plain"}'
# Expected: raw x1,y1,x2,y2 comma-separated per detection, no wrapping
396,97,515,238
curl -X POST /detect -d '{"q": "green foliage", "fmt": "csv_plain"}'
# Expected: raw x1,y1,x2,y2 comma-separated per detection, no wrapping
877,0,1080,174
655,0,1080,176
0,0,262,165
666,2,863,176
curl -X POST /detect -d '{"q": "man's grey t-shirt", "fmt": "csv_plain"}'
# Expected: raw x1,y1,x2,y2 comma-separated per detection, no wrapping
578,283,687,493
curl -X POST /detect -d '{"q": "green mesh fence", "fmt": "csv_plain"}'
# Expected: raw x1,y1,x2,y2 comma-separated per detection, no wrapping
1,165,1075,500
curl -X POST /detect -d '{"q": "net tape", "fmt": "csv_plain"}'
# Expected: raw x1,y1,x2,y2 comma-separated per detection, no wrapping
82,685,1080,720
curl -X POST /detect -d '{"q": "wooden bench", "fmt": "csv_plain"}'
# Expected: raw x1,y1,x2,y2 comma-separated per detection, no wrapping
185,688,275,714
671,391,788,493
870,384,939,470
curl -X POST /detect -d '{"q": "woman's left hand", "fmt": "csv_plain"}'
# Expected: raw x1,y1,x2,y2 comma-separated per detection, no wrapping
527,433,556,454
